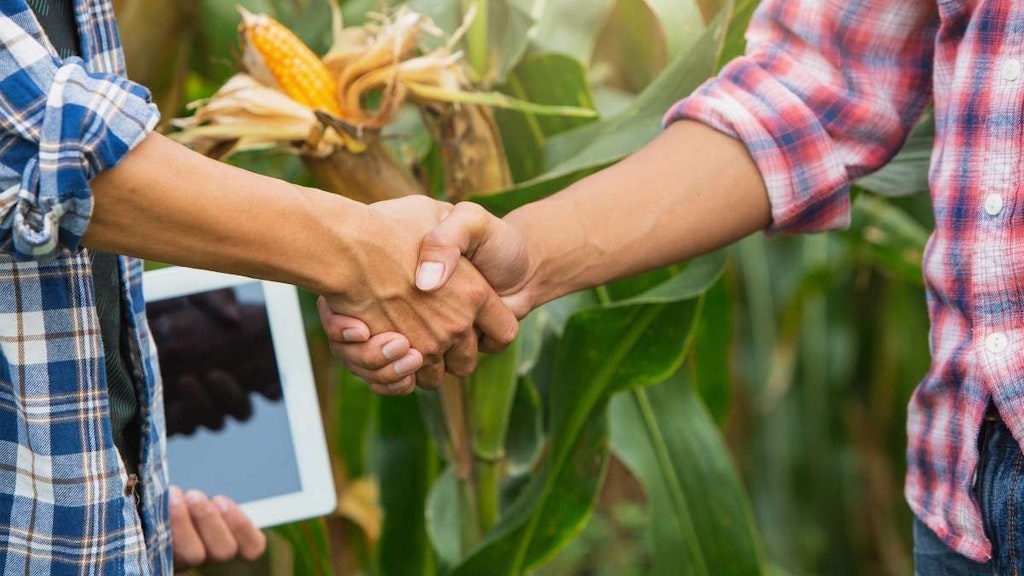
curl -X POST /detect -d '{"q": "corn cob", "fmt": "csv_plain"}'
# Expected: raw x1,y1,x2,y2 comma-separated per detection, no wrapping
238,8,341,116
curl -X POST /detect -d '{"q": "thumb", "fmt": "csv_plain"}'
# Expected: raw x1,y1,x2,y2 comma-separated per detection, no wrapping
416,202,495,292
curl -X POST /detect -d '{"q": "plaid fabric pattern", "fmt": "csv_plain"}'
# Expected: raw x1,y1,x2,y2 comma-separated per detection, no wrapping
667,0,1024,562
0,0,170,574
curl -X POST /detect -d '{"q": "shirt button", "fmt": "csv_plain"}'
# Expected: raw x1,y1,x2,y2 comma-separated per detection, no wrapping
986,332,1010,355
1004,59,1022,82
985,194,1005,216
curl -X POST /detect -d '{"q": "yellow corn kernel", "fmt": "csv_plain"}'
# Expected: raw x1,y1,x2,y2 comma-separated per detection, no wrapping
238,8,341,115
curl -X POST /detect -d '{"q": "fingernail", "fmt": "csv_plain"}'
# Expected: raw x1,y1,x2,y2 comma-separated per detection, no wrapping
169,487,183,507
186,490,206,505
394,354,420,376
342,328,365,343
214,497,233,513
382,339,404,361
416,262,444,291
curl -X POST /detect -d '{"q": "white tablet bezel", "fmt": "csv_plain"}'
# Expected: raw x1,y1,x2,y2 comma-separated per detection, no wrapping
143,266,336,528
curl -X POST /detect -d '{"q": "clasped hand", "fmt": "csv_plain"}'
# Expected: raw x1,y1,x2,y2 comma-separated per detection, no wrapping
319,198,531,395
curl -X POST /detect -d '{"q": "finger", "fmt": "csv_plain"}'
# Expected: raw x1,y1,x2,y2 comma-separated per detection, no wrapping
474,289,519,355
502,293,533,321
317,296,371,343
368,375,416,396
205,370,252,422
169,486,206,569
185,490,239,563
345,350,423,388
415,358,446,390
443,331,479,377
178,374,225,432
331,333,412,372
211,496,266,561
416,202,495,292
255,374,283,402
191,289,243,327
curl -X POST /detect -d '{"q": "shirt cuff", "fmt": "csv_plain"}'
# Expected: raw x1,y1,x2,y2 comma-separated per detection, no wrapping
11,59,159,260
663,57,851,235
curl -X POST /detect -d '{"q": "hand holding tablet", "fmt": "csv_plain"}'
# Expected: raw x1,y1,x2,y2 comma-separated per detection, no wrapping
144,267,336,528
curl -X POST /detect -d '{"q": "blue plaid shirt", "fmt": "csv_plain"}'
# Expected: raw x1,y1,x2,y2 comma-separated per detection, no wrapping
0,0,170,574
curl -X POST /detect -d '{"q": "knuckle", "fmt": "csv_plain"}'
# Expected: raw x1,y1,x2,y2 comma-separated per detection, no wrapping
456,201,487,221
422,229,452,251
417,369,442,390
420,342,444,358
436,200,455,217
325,322,347,344
405,195,432,210
450,360,476,378
452,324,473,340
465,283,486,304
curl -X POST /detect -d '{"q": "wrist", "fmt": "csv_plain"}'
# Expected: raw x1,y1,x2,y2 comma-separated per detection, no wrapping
305,191,375,298
504,205,559,311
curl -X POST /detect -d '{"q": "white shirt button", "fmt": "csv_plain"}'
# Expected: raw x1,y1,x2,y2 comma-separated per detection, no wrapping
1004,59,1022,82
985,194,1005,216
986,332,1009,354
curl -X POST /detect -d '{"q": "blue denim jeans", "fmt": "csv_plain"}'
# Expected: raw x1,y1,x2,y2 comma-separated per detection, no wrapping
915,419,1023,575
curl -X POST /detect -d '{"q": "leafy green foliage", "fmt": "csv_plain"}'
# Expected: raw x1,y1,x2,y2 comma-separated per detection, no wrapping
495,54,597,182
474,5,732,216
610,373,763,575
689,274,734,425
375,396,438,576
441,253,727,574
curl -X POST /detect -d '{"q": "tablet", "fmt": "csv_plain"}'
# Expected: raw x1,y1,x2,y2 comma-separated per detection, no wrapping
143,266,335,528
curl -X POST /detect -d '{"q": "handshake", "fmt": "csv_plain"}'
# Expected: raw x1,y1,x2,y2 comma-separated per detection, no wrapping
311,120,765,395
317,196,538,396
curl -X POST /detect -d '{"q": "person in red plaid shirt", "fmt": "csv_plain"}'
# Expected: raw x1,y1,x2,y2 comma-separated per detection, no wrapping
330,0,1024,571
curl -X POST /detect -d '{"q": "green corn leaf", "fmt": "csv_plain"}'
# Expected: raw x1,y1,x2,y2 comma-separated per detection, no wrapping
473,3,733,217
495,53,598,182
846,194,930,284
609,372,764,575
688,272,734,426
375,395,438,576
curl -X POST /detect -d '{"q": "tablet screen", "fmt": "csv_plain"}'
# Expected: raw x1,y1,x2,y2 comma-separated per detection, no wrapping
147,282,303,503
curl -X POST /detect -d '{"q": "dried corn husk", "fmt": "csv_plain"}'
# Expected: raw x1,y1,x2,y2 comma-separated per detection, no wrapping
173,5,592,202
425,101,512,201
303,142,422,203
172,74,345,158
337,478,383,545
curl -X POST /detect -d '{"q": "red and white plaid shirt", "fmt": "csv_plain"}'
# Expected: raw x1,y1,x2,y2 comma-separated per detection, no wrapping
668,0,1021,561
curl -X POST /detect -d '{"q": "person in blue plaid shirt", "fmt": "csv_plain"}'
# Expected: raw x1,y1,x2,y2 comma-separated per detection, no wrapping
0,0,519,573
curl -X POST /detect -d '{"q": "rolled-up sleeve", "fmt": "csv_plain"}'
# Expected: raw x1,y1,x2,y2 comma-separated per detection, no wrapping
665,0,937,234
0,9,158,260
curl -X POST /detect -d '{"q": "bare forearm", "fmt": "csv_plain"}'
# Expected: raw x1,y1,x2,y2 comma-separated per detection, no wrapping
509,120,771,307
84,133,366,294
